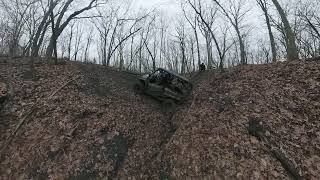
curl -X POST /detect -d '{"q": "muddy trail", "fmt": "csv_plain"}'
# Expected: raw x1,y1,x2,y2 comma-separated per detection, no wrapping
0,57,320,179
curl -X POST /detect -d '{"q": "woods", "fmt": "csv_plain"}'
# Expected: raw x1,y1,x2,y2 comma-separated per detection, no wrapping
0,0,319,71
1,0,320,179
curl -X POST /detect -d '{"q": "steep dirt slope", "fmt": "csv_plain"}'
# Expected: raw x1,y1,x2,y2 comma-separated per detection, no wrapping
163,60,320,179
1,58,320,179
0,58,174,179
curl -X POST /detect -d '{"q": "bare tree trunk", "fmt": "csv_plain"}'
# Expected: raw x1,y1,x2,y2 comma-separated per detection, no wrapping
31,0,60,57
194,24,201,70
235,28,247,65
271,0,299,61
183,6,202,70
181,40,186,74
130,35,134,69
257,0,277,62
176,24,187,74
50,9,58,64
103,33,107,65
139,33,143,73
159,27,164,68
106,22,118,66
211,0,248,65
152,40,157,71
119,46,124,70
205,31,213,69
190,38,196,72
84,29,93,62
73,25,82,61
68,23,74,60
266,13,277,62
46,0,97,58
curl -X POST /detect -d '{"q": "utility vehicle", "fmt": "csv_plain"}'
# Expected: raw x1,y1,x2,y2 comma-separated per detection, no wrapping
134,68,193,110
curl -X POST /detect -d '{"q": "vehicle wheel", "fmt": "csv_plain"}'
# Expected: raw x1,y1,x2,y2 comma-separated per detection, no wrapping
161,99,176,114
134,83,144,94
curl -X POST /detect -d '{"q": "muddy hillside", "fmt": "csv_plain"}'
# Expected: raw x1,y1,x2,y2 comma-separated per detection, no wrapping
0,57,320,179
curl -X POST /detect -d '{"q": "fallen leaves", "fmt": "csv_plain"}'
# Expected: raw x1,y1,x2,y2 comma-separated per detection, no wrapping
0,58,320,179
0,82,7,104
0,58,169,179
162,60,320,179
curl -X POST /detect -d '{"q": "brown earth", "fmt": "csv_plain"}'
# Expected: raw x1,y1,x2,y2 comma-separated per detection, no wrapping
0,57,320,179
164,60,320,179
0,58,173,179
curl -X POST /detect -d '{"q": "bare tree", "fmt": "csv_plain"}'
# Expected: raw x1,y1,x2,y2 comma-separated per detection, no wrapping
46,0,99,58
93,2,146,67
188,0,215,69
0,0,38,56
256,0,277,62
49,4,58,63
84,28,94,62
92,6,120,66
211,0,250,65
298,2,320,40
22,1,43,56
182,3,201,70
175,21,187,73
31,0,61,57
142,14,157,71
106,19,142,67
73,24,83,61
187,0,234,70
67,22,75,60
271,0,299,60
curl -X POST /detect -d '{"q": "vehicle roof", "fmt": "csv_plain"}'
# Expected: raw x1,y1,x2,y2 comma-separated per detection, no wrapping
157,68,191,82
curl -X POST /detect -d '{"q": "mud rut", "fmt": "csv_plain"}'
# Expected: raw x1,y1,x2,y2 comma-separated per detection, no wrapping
80,68,209,179
74,64,182,179
149,72,209,179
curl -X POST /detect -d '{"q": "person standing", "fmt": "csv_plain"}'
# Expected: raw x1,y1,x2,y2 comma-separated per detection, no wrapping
200,63,206,71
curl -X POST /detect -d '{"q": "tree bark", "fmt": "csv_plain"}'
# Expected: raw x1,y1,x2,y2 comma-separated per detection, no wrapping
236,27,247,65
68,24,74,60
271,0,299,61
50,10,58,63
31,0,60,57
205,32,213,68
257,0,277,62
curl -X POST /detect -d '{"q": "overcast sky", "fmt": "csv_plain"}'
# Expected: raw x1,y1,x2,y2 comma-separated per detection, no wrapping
132,0,179,9
131,0,180,16
130,0,264,31
77,0,278,60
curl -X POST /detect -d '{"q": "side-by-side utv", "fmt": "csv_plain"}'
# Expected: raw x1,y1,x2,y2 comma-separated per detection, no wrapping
134,68,193,111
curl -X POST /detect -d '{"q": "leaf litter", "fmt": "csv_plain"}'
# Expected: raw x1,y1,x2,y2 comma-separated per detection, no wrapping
0,57,319,179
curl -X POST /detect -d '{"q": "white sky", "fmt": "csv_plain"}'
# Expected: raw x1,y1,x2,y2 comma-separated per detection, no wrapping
132,0,179,8
75,0,281,60
130,0,267,42
131,0,180,16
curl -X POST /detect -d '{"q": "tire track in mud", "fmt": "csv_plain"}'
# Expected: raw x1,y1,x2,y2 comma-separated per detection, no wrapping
153,71,209,179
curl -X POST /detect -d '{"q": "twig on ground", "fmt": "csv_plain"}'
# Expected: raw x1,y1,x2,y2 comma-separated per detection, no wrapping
0,75,80,156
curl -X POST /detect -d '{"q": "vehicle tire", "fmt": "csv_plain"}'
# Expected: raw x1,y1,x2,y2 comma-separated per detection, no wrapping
161,99,176,114
134,83,144,94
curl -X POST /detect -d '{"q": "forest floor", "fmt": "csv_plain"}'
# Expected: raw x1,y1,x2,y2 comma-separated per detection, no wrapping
0,57,320,179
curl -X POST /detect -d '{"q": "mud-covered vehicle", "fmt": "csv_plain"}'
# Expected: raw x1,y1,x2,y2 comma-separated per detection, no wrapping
134,68,193,110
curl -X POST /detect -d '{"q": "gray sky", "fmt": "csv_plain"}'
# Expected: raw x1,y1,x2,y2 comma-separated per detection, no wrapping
76,0,280,61
132,0,179,9
131,0,180,16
